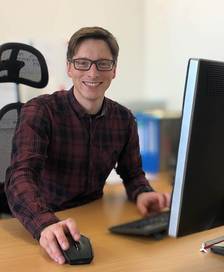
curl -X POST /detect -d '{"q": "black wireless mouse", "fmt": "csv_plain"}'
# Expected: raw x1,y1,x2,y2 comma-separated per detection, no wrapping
61,233,94,265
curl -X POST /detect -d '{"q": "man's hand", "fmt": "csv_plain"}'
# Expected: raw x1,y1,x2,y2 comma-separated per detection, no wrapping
136,191,171,217
39,218,80,265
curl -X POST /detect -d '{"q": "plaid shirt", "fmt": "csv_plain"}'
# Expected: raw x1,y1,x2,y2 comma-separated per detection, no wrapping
5,88,152,240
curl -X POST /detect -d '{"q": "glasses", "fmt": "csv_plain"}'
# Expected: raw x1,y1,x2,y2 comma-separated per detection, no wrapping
70,58,115,71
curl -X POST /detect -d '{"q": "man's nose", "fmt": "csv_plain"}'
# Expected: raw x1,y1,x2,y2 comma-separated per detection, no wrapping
88,62,99,74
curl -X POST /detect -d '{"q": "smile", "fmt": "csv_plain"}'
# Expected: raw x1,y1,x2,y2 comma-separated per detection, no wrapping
83,81,102,87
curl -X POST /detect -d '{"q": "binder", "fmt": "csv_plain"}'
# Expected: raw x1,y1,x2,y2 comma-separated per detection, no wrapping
135,110,180,174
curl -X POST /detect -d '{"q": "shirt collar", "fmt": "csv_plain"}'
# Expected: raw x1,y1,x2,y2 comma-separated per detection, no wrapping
68,87,107,118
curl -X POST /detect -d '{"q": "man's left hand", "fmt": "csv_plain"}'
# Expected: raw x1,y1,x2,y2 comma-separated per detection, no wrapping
136,191,171,217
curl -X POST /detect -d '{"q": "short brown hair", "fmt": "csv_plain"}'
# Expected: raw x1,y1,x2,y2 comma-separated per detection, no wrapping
67,26,119,62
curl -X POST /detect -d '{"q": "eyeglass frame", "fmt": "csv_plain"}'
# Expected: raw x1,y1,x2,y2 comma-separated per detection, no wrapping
68,58,116,71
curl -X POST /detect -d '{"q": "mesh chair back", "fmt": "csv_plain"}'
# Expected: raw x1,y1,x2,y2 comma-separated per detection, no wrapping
0,42,48,184
0,42,48,88
0,103,23,184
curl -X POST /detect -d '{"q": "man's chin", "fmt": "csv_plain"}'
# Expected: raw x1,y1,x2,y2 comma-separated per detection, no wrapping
83,89,104,99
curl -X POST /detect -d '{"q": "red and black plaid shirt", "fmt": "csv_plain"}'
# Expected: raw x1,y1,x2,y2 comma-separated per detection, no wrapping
5,88,152,239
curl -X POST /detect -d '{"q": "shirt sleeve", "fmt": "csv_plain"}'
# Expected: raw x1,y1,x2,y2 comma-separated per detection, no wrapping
5,101,59,240
116,113,154,201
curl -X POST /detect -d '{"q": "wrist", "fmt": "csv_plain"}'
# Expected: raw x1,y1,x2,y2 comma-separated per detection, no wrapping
135,186,153,202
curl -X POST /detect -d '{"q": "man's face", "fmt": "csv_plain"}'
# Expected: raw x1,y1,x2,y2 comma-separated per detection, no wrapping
67,39,116,108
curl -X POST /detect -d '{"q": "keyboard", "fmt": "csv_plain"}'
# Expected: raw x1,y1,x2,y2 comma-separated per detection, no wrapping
109,211,170,238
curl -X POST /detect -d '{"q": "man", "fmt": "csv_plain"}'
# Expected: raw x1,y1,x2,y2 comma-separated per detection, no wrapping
5,26,170,265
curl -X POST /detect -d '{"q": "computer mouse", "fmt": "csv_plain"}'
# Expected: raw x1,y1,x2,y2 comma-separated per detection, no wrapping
61,233,94,265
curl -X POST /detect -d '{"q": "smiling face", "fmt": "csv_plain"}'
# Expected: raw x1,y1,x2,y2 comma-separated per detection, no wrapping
67,38,116,114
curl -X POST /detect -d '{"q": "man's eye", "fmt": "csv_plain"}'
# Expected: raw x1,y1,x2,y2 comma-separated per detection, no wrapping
77,60,89,66
98,61,110,67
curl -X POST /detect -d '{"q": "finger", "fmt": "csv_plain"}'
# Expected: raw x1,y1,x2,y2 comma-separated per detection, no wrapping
137,200,149,216
46,233,65,264
146,196,162,213
54,226,69,251
40,230,65,265
158,192,170,209
137,192,160,215
164,192,171,207
40,234,53,259
160,192,171,209
150,199,161,212
155,193,169,210
64,218,80,241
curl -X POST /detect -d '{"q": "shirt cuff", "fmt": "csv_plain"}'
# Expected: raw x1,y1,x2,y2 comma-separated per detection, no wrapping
32,212,60,240
133,186,154,202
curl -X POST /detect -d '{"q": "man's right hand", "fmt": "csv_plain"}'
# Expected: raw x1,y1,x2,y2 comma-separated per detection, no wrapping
39,218,80,264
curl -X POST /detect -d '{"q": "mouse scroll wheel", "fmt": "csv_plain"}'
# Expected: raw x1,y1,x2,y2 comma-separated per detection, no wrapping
74,241,81,251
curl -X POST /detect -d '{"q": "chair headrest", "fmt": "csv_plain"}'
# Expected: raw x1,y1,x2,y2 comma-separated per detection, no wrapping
0,42,48,88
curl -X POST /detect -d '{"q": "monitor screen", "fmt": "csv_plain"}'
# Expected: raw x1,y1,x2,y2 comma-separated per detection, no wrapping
168,58,224,237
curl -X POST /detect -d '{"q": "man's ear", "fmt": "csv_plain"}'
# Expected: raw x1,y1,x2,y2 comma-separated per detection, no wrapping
112,65,117,79
67,62,73,78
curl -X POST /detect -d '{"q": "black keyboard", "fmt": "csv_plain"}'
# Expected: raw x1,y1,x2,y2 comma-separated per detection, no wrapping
109,211,170,237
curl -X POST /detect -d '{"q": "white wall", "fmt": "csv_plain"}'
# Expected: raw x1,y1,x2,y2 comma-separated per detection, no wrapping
0,0,145,106
143,0,224,110
1,0,224,111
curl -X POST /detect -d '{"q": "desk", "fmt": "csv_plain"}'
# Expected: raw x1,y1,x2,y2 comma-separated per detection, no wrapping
1,173,224,272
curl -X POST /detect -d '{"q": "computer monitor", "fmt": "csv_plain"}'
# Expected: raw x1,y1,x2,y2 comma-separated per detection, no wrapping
168,58,224,237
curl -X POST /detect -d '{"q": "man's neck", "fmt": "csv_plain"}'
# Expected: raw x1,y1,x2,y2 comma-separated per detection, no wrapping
73,89,104,115
82,101,103,115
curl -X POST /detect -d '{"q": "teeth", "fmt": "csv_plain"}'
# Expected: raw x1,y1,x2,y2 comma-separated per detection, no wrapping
83,81,101,87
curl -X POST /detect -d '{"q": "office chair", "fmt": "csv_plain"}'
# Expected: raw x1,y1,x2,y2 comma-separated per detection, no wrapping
0,42,49,215
0,103,22,214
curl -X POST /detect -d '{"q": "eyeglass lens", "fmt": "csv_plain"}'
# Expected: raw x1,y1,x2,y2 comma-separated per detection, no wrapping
72,59,114,71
